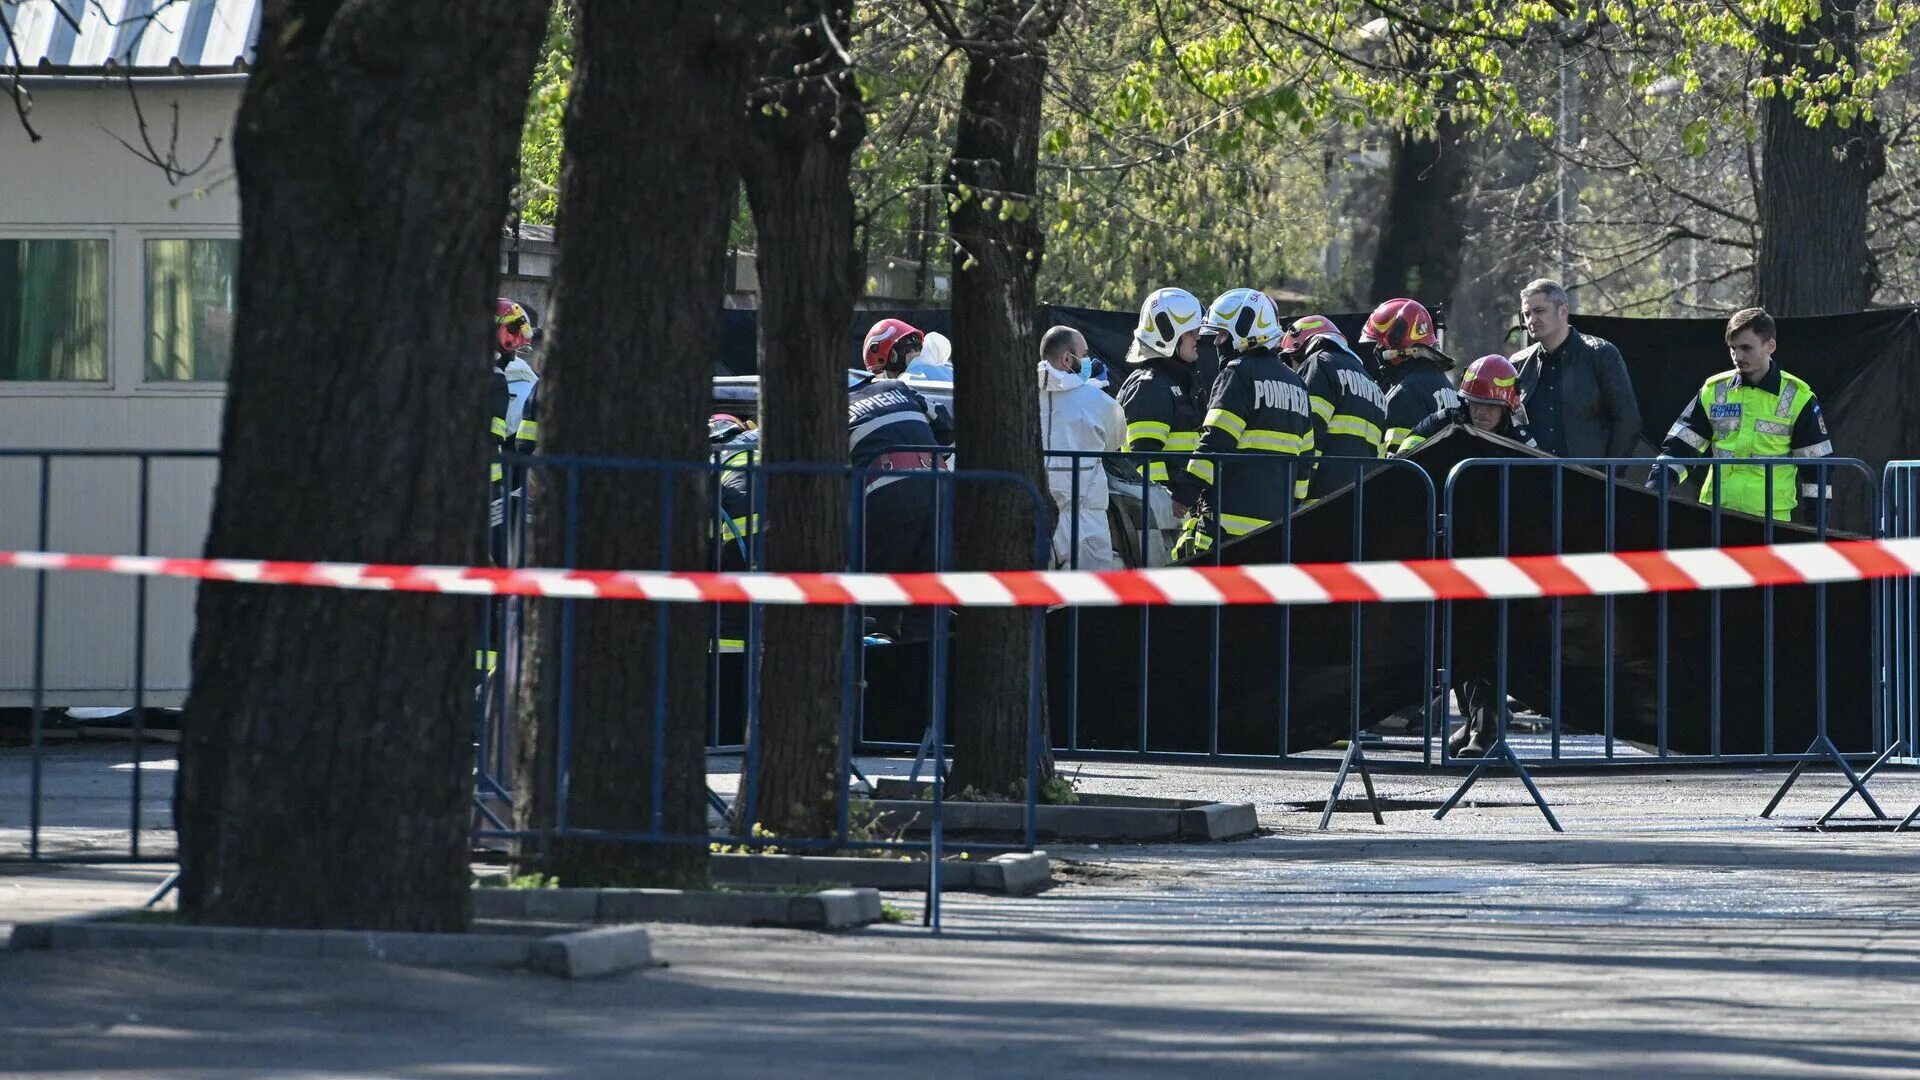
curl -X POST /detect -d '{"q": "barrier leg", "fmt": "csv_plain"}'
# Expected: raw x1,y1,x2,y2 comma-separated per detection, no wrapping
909,726,935,784
1434,737,1562,832
1762,737,1888,821
144,870,180,909
1817,739,1906,824
1319,740,1384,828
1898,803,1920,832
706,787,731,819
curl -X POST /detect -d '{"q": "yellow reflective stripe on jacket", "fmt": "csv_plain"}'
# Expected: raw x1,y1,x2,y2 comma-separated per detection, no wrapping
1397,432,1428,453
713,513,762,540
1126,419,1171,442
1186,457,1216,484
474,649,498,674
516,419,538,443
1146,461,1171,482
1293,474,1311,501
489,463,504,483
1384,426,1412,452
1237,429,1307,454
1164,432,1200,452
1309,394,1336,423
1327,415,1383,444
1219,512,1268,536
490,417,510,440
1202,408,1247,440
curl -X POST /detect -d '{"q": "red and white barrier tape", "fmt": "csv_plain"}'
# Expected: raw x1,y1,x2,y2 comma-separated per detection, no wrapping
3,539,1918,607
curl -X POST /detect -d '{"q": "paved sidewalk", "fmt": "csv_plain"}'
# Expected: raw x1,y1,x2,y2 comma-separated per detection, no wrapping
4,752,1920,1077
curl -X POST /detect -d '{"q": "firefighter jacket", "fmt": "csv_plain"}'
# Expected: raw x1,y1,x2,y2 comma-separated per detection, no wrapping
848,374,953,492
1398,407,1538,454
1658,362,1831,521
712,430,761,567
1186,347,1315,538
1382,359,1461,453
1115,356,1203,509
1295,336,1389,498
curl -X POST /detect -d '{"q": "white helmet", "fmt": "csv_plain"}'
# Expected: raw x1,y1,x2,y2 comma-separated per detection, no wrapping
1203,287,1282,355
1132,287,1205,359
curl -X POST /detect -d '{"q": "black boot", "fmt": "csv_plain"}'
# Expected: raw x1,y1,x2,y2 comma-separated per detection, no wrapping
1454,679,1496,758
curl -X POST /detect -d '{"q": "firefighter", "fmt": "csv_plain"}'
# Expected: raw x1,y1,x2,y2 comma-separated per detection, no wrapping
1176,288,1314,558
709,413,760,571
852,319,955,638
479,299,535,696
1652,307,1833,524
1363,297,1461,454
1399,354,1538,757
1281,315,1390,498
1115,288,1207,516
1396,354,1537,454
708,414,761,654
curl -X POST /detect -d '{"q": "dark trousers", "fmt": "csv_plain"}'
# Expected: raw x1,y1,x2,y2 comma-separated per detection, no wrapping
862,477,938,640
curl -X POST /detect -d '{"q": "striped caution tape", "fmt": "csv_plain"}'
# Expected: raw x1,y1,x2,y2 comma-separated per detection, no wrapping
2,539,1916,608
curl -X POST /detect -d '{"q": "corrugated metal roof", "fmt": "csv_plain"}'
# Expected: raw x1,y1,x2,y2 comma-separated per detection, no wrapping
2,0,260,73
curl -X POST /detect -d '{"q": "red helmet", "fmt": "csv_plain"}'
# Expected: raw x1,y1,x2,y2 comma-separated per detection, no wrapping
1280,314,1347,355
1460,354,1521,410
1360,298,1438,363
709,413,751,444
496,298,534,355
862,318,924,374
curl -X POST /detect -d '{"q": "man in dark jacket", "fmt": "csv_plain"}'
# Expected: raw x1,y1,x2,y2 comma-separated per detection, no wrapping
1510,279,1643,458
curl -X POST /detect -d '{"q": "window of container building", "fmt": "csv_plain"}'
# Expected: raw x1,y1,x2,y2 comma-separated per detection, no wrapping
0,238,109,381
146,239,238,382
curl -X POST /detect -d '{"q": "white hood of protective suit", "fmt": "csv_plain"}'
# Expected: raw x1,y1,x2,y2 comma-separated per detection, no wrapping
902,331,955,383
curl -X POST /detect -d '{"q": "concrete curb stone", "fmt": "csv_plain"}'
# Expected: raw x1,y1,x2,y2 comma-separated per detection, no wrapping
706,851,1053,895
470,885,885,929
6,911,651,979
867,798,1257,842
1180,802,1260,840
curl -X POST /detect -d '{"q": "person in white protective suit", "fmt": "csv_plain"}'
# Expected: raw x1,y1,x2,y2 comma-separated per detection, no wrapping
902,330,956,383
1037,324,1127,569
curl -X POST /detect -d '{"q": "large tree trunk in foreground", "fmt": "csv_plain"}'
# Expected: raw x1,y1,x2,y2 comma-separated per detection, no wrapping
941,1,1063,797
737,0,862,840
1368,115,1472,307
176,0,546,930
513,0,765,886
1755,0,1884,316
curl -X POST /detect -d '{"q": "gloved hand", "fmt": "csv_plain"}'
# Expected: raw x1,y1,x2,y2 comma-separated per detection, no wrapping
1644,459,1685,490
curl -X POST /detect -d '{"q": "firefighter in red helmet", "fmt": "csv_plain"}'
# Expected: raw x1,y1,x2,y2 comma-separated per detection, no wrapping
1362,298,1461,454
850,319,954,639
1395,354,1537,454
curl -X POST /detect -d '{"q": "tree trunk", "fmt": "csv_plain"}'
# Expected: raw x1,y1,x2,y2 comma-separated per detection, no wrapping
941,5,1060,798
175,0,546,930
1368,114,1473,305
735,0,862,840
512,0,766,886
1755,0,1884,316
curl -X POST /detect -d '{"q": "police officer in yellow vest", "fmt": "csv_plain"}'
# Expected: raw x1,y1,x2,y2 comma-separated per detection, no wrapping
1653,307,1833,523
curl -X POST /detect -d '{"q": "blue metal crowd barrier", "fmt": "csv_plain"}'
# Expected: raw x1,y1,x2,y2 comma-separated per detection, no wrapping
0,447,219,866
471,451,1055,927
1434,456,1888,831
7,446,1920,891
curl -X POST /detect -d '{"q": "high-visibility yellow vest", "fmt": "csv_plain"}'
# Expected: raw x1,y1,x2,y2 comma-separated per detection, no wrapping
1694,368,1821,521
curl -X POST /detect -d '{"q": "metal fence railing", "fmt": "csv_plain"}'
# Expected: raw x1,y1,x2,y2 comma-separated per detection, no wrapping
1435,456,1888,830
6,446,1919,898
